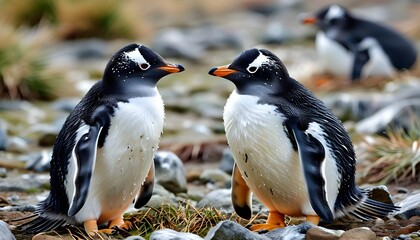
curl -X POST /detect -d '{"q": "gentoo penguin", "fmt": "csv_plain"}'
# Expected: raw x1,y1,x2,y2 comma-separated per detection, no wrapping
302,4,417,81
18,44,184,236
208,48,398,231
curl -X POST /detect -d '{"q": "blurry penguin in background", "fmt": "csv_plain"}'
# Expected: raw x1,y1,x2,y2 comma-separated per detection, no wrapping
302,4,417,81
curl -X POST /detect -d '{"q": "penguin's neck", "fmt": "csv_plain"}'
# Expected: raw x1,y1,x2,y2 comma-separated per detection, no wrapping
102,78,158,100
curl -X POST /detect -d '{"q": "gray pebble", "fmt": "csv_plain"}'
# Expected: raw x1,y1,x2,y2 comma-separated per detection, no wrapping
150,228,203,240
205,220,269,240
0,220,15,240
197,189,233,214
218,148,234,174
154,151,187,194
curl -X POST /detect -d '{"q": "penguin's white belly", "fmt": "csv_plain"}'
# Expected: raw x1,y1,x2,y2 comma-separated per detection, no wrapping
316,32,352,76
224,91,315,216
316,32,394,78
359,38,394,77
74,96,164,223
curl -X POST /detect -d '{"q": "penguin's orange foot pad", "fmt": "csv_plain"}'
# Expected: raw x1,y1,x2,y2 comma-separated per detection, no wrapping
248,210,286,232
248,223,285,232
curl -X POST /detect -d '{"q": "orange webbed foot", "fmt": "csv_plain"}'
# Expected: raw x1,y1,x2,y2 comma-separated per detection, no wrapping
248,211,286,232
108,216,132,230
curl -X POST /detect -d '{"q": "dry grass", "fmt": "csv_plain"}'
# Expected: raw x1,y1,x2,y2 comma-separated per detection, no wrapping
0,22,66,100
126,201,238,238
0,0,266,41
360,121,420,185
29,201,244,239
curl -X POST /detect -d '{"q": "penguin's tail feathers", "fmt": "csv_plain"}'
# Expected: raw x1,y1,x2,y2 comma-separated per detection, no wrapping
16,214,68,234
347,196,400,221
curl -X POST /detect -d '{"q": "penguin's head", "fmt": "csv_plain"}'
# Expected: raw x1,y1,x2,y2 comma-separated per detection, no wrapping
209,48,290,94
103,43,184,90
302,5,352,31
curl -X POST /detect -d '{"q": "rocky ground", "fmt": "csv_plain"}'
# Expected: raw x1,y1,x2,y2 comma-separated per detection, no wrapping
1,0,420,239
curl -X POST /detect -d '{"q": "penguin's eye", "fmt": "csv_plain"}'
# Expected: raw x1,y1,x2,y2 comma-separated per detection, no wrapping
247,66,258,73
139,63,150,70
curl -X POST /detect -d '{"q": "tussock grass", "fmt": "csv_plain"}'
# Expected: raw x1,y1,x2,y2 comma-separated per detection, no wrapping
0,22,65,100
34,201,244,239
361,121,420,185
127,201,238,238
0,0,249,41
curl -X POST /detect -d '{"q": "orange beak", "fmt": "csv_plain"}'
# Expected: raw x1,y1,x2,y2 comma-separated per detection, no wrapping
158,64,185,73
209,65,238,77
302,17,317,25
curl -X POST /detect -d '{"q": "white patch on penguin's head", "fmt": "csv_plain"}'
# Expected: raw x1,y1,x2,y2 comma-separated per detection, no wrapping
326,5,345,20
246,50,271,74
124,47,151,70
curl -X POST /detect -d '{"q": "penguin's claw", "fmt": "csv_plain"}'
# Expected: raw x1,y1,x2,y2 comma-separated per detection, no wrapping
249,211,286,232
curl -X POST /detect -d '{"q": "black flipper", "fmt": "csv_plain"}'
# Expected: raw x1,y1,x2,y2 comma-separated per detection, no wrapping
286,119,334,223
134,161,155,208
351,46,370,81
68,105,110,216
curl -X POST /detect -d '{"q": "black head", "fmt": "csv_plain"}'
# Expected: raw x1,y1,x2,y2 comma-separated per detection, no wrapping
302,5,352,31
209,48,290,95
102,43,184,96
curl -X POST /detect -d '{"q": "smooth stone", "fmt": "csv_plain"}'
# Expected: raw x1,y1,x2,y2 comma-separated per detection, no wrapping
197,189,233,214
0,120,8,151
205,220,269,240
154,151,187,194
45,39,109,64
51,98,79,112
199,169,231,185
218,148,234,174
6,136,30,153
356,99,420,135
0,100,34,111
0,220,15,240
306,226,340,240
21,150,51,172
395,193,420,220
338,227,376,240
125,236,146,240
32,234,61,240
261,21,297,44
151,28,205,61
150,228,203,240
0,173,49,192
264,222,314,240
143,184,179,209
189,92,225,119
0,204,37,212
0,168,7,178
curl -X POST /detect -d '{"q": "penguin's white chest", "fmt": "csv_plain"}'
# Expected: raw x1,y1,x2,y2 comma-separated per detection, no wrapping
316,32,352,76
316,32,394,78
223,91,315,216
75,95,164,223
